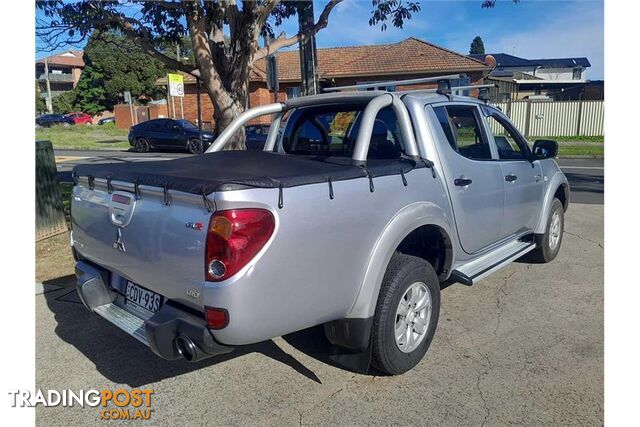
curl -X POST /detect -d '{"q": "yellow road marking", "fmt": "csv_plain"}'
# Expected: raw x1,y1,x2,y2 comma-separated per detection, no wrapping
55,156,87,163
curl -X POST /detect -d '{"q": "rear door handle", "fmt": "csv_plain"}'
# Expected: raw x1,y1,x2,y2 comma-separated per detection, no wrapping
454,177,473,186
505,174,518,182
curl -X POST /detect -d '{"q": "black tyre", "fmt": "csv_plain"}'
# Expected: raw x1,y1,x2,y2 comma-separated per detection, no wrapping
371,253,440,375
187,138,203,154
134,137,150,153
528,198,564,263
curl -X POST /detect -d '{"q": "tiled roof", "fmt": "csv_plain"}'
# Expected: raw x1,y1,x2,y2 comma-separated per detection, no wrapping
155,67,266,85
36,50,85,68
530,57,591,68
254,37,489,81
469,53,591,69
469,53,532,68
156,38,488,86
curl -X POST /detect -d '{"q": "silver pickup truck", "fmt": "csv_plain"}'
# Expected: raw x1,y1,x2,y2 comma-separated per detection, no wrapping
71,82,569,375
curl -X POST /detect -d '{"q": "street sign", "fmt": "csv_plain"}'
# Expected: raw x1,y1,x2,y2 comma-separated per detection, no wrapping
167,73,184,97
123,91,131,103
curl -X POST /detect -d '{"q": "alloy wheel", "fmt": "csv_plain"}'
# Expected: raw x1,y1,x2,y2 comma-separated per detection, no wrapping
394,281,432,353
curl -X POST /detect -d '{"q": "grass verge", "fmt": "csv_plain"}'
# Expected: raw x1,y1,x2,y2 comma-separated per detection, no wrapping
557,144,604,157
541,135,604,143
36,123,130,150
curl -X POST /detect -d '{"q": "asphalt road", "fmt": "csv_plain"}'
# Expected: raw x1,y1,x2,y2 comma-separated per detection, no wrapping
55,149,604,205
36,204,603,425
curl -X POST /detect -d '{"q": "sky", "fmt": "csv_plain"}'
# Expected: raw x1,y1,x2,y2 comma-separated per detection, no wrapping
277,0,604,80
36,0,604,80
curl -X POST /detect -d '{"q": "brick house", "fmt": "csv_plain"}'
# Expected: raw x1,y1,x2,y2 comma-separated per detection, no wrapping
117,37,489,129
36,50,85,99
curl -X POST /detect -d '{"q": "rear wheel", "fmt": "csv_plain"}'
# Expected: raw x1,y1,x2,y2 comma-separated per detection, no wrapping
529,198,564,263
187,138,203,154
134,137,150,153
371,253,440,375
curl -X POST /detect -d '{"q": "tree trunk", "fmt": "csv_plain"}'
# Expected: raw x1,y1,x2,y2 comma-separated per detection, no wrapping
210,90,246,151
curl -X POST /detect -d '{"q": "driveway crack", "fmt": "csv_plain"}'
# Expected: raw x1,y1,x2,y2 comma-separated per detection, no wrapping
565,231,603,249
475,350,492,427
298,374,358,425
494,270,517,336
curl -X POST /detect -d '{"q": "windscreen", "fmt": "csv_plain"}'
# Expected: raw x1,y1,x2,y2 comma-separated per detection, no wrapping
280,104,406,160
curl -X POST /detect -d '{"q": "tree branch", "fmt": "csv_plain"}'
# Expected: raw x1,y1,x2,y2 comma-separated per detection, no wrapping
256,0,281,28
155,0,184,10
253,0,342,62
101,10,199,77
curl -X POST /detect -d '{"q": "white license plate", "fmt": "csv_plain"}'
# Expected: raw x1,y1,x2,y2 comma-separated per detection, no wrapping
125,282,163,316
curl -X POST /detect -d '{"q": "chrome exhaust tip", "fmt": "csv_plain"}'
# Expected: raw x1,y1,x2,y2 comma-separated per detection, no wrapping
175,335,198,362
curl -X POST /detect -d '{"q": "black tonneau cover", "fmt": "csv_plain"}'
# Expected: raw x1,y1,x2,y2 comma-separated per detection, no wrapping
73,151,422,195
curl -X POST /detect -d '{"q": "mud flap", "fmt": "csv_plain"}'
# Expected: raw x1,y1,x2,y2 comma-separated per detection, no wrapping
327,341,373,375
324,318,373,374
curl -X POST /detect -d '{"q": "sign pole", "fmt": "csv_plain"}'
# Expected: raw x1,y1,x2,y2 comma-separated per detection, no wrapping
180,97,184,119
197,78,203,154
124,91,135,126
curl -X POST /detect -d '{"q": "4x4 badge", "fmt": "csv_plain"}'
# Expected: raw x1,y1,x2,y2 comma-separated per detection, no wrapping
113,228,126,252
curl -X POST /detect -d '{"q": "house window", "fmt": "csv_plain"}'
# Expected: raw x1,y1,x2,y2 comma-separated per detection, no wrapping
572,67,582,80
450,77,471,96
286,86,301,99
356,82,396,92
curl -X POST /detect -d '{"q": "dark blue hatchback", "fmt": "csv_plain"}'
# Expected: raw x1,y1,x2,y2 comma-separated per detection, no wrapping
128,119,217,153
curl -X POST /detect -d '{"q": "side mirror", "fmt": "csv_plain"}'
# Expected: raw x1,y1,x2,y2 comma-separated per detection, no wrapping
532,139,558,159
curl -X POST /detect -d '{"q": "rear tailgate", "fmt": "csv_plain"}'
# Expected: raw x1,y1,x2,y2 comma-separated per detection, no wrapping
71,182,212,311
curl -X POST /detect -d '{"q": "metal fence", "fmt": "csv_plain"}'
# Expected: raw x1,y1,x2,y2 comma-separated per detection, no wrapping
36,140,67,241
492,100,604,137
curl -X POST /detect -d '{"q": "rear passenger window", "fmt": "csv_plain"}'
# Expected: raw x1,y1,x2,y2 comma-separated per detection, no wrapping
281,106,405,159
434,106,492,160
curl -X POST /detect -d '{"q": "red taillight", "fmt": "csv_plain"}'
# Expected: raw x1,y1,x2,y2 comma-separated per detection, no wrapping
205,208,275,282
205,306,229,329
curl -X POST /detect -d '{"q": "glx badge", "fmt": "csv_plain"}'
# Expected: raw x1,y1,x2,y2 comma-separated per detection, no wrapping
186,289,200,299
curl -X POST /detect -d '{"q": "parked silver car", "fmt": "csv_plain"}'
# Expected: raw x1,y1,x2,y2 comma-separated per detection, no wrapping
71,79,568,375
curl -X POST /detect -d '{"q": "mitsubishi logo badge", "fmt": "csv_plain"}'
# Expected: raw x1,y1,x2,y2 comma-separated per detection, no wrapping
113,228,126,252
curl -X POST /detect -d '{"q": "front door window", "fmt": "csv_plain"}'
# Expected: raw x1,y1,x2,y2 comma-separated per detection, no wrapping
486,115,531,160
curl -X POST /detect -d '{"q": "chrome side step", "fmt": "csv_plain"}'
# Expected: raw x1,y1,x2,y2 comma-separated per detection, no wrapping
94,303,148,346
451,240,536,286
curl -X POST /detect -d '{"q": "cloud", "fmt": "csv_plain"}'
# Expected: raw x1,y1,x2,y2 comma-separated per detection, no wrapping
493,4,604,79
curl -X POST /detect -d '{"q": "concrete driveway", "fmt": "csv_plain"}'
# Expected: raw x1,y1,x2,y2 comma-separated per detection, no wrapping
36,204,603,425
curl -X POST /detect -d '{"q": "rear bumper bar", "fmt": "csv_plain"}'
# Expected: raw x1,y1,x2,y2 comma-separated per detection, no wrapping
74,261,234,362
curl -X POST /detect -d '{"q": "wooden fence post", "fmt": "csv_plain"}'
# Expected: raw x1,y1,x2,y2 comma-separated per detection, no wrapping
36,140,67,241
